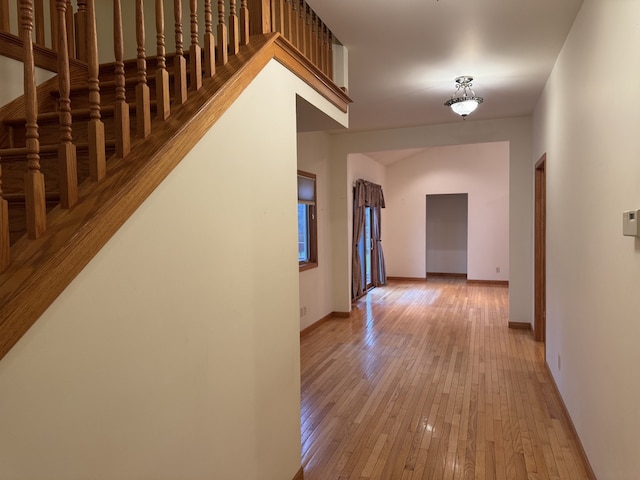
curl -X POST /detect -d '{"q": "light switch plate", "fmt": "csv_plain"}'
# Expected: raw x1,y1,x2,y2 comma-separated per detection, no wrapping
623,209,640,236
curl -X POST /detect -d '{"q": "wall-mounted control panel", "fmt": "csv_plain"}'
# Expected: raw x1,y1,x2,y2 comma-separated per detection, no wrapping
623,209,640,237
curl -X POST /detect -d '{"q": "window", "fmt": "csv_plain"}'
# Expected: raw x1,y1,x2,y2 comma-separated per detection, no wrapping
298,170,317,271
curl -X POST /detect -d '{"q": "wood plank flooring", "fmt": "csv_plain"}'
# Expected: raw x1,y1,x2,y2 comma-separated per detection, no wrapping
300,278,592,480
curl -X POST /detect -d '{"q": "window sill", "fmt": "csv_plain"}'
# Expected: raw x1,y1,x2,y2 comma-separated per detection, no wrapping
299,262,318,272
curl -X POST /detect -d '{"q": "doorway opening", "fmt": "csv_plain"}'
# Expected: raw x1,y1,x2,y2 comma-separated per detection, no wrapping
426,193,468,279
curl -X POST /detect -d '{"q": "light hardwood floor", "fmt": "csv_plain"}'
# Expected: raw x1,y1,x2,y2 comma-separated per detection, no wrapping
300,278,592,480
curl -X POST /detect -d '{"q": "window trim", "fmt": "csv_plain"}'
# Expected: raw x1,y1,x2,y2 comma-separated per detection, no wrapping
298,170,318,271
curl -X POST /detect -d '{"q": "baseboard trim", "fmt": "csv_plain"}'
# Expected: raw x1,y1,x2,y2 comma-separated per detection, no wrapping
508,322,532,330
544,362,598,480
387,276,427,282
300,311,350,337
292,466,304,480
427,272,468,279
467,279,509,286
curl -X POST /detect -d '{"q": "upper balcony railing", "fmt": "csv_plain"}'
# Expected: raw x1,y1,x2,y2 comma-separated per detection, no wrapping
0,0,337,80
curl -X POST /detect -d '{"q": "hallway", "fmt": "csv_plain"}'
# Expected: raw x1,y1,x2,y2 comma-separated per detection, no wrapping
300,279,592,479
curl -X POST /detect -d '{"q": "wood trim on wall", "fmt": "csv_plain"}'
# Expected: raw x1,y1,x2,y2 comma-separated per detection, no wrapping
544,362,598,479
427,272,467,279
292,466,304,480
508,322,532,330
387,276,427,282
298,310,351,339
535,154,547,343
467,279,509,287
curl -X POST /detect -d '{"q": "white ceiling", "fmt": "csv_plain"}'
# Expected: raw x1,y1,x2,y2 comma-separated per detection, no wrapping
302,0,583,134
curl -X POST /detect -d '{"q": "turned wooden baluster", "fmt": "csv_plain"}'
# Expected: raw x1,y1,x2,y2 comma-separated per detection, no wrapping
297,0,305,53
64,0,74,58
34,0,44,45
21,0,46,238
217,0,227,66
311,11,318,67
189,0,202,91
136,0,151,137
289,0,297,48
0,164,9,272
328,30,333,79
0,0,9,33
113,0,130,157
75,0,87,61
282,0,291,41
155,0,170,119
239,0,249,45
304,4,311,58
86,0,105,181
203,0,215,77
228,0,239,56
320,23,327,75
173,0,187,104
56,0,78,209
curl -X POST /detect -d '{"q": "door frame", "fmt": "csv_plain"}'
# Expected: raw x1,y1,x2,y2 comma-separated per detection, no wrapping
534,154,547,343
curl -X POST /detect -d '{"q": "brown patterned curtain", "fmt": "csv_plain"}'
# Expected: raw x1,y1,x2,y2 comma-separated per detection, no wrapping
352,180,367,299
352,179,387,299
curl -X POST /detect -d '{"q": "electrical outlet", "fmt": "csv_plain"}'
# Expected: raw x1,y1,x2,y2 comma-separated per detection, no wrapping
558,354,561,370
496,266,500,273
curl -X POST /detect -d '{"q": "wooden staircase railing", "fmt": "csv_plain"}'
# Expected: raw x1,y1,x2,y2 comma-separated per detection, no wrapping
0,0,347,360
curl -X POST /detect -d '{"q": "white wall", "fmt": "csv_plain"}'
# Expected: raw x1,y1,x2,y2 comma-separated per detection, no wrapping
330,117,532,323
426,194,468,275
0,60,346,480
0,57,55,106
385,142,509,281
298,131,334,330
532,1,640,478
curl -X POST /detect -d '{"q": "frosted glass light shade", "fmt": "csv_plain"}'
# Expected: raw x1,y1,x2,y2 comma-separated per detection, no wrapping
451,99,480,116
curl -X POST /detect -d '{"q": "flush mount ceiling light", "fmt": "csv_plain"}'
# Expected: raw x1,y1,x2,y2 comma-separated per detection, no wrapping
444,76,484,118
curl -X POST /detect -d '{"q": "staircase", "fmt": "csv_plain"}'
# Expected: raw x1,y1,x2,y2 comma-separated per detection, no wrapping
0,0,350,361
